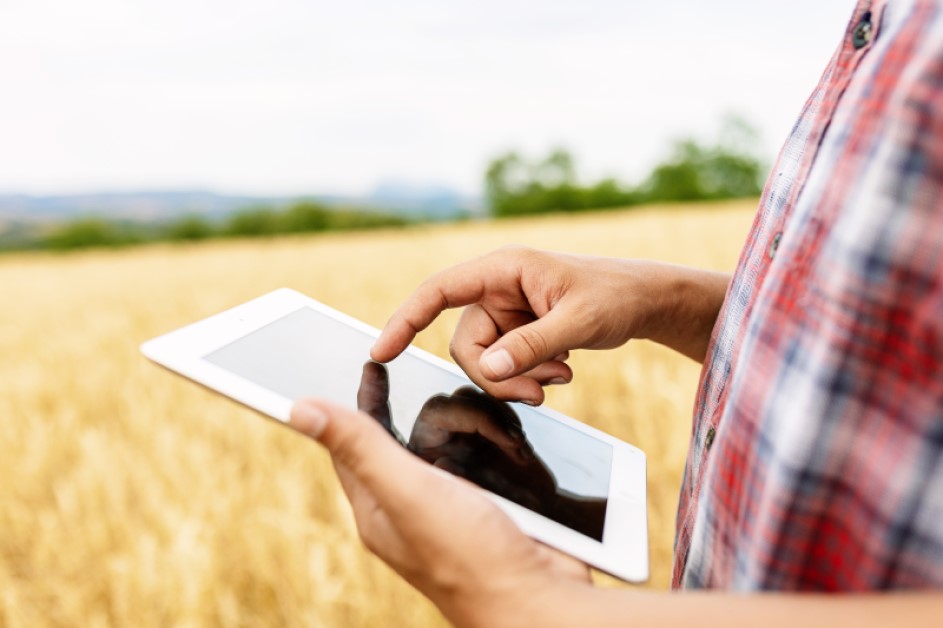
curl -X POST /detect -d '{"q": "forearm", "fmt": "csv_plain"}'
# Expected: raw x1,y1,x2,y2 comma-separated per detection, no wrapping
637,264,730,362
469,582,943,628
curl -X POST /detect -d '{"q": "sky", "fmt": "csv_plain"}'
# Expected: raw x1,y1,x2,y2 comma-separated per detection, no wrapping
0,0,857,197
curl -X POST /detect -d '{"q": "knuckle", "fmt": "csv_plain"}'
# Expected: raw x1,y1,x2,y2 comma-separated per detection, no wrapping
514,325,549,362
494,243,533,261
413,281,441,315
448,319,482,369
496,243,526,254
416,274,438,295
447,337,462,360
448,339,475,371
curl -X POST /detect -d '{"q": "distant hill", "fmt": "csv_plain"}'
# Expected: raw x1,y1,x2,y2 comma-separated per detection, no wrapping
361,181,482,220
0,191,275,222
0,185,482,224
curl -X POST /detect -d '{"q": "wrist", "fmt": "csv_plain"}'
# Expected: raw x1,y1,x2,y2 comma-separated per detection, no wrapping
635,264,730,362
447,573,589,628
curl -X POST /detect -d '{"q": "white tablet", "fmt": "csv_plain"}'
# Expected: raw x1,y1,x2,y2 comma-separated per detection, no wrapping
141,288,648,582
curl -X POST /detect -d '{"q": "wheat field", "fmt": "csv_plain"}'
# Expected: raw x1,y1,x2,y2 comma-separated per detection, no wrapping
0,201,755,627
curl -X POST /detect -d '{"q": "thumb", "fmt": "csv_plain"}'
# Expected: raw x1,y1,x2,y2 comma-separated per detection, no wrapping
290,398,421,504
290,398,473,542
290,397,333,439
479,305,580,381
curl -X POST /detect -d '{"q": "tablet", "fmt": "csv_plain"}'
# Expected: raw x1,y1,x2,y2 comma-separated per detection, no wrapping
141,288,648,582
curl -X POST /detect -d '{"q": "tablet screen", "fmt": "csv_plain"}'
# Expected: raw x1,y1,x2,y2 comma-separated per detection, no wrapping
204,306,612,541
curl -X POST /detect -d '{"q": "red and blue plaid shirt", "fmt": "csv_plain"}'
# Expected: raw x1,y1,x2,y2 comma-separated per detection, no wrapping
673,0,943,590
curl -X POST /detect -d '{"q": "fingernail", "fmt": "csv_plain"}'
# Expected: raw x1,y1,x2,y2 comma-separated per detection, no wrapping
482,348,514,378
292,402,328,438
548,377,568,386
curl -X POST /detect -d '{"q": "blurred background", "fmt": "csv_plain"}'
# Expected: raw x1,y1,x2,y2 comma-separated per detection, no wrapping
1,1,854,626
0,0,854,244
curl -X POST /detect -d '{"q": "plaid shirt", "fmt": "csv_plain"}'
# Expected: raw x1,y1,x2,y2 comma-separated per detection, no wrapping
673,0,943,590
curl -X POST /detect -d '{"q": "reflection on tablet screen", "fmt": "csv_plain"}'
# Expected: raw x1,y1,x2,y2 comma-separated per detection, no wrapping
204,306,612,541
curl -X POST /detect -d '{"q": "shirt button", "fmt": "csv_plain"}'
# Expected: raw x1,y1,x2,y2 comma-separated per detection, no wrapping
769,232,782,259
852,12,873,49
705,426,716,451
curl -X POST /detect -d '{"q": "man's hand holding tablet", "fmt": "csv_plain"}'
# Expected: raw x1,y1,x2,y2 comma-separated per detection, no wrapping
141,246,693,625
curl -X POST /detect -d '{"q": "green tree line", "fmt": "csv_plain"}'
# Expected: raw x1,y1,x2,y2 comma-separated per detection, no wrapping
485,115,766,217
32,202,409,252
0,115,768,253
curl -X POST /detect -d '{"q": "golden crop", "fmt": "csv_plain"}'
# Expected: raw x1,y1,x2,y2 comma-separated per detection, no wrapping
0,201,754,627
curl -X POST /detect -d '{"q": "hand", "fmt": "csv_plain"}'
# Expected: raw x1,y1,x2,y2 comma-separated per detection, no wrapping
371,246,729,405
290,397,591,627
292,399,943,628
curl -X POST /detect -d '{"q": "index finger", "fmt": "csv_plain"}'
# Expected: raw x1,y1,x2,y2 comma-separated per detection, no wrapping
370,256,507,362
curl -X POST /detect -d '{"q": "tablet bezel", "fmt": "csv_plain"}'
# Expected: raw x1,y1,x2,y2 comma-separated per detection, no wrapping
141,288,648,582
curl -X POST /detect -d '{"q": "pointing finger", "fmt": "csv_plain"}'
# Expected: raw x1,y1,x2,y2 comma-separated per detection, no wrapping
370,252,523,363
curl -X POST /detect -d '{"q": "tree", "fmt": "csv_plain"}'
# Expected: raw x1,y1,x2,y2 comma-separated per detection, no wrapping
280,202,332,233
486,148,592,216
535,148,577,188
45,218,144,250
485,152,531,216
165,215,214,241
641,115,765,202
223,207,282,237
483,115,766,217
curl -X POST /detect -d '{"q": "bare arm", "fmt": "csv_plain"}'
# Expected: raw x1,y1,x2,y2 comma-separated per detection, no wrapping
514,584,942,628
289,398,943,628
